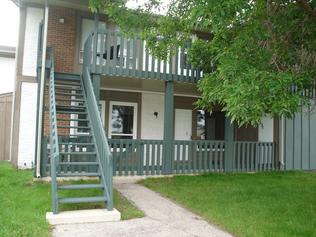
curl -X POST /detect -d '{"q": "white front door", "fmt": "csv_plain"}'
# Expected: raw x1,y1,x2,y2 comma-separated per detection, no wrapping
175,109,192,140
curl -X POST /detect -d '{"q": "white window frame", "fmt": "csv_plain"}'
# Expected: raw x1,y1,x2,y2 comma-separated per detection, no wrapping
108,101,137,139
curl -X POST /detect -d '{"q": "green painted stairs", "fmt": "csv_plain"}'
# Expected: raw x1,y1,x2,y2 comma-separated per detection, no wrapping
50,72,110,212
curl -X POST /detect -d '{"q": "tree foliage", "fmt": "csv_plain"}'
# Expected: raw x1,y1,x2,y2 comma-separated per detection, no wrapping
90,0,316,126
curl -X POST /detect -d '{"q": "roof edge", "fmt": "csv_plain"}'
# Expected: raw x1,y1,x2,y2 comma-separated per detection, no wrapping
0,45,16,58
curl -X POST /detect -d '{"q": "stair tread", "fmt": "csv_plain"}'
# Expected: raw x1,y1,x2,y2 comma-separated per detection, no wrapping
55,82,81,86
55,92,83,96
47,85,82,90
57,125,90,129
57,172,101,177
59,142,94,145
59,162,98,165
59,196,106,204
57,118,89,121
55,74,81,81
55,72,80,75
58,184,104,190
54,84,81,87
60,151,96,155
56,98,85,102
55,88,82,91
56,105,86,108
56,111,87,114
65,134,92,137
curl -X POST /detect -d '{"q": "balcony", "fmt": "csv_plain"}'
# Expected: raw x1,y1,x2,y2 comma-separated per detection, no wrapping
83,29,203,84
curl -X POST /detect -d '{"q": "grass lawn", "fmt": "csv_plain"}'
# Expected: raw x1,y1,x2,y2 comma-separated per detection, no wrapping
0,161,144,237
141,172,316,237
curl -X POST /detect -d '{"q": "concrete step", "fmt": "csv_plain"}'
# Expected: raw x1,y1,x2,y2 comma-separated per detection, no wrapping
46,209,121,225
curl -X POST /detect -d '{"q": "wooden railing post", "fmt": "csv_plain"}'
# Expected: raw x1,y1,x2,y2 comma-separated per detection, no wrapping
91,74,101,101
91,12,99,73
224,117,234,172
163,81,174,174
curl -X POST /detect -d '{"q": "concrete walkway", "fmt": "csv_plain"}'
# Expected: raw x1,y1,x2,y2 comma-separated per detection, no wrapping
53,180,233,237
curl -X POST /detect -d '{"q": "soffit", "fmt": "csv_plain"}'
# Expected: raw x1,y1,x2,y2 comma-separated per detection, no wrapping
101,76,200,97
12,0,89,11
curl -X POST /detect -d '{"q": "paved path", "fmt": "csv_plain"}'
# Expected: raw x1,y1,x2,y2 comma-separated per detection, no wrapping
53,181,233,237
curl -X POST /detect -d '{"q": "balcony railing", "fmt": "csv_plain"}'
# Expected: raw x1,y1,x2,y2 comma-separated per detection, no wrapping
85,29,203,84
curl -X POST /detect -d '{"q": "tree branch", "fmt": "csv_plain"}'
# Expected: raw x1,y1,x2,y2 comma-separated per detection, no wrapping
297,0,316,18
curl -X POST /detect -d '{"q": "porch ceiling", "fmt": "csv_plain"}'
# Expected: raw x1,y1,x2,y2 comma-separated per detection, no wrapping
100,76,200,97
12,0,89,11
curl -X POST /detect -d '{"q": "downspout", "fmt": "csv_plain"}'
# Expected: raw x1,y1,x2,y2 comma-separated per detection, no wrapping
35,1,49,178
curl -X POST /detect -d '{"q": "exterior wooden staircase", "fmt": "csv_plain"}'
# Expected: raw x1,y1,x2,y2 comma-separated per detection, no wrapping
48,55,113,214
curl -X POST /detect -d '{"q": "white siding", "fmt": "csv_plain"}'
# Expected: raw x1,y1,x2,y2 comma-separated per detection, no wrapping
17,82,38,168
22,7,44,77
0,57,15,94
258,117,274,142
141,93,164,139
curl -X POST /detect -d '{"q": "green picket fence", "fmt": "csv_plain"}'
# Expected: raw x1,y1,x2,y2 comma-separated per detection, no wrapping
41,138,277,176
233,142,276,172
110,139,164,176
173,140,225,174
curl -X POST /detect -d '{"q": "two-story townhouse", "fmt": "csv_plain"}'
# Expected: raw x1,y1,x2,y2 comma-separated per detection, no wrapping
9,0,315,214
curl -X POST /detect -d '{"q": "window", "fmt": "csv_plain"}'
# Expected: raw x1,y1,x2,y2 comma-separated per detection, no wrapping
197,110,225,140
108,102,137,139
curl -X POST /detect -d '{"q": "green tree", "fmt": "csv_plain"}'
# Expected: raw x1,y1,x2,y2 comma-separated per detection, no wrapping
90,0,316,126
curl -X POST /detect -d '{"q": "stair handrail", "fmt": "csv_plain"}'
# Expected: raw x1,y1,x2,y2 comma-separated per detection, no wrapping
48,48,59,214
82,34,113,210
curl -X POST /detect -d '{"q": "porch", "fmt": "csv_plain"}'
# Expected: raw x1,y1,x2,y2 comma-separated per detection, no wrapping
40,137,277,177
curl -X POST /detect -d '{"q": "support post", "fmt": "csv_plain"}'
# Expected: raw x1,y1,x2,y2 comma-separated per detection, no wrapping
91,13,101,104
224,116,234,172
91,12,99,73
163,81,174,174
92,74,101,102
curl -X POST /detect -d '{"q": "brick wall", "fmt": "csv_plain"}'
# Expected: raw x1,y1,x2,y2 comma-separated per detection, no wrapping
44,7,77,136
47,7,76,73
44,89,71,136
